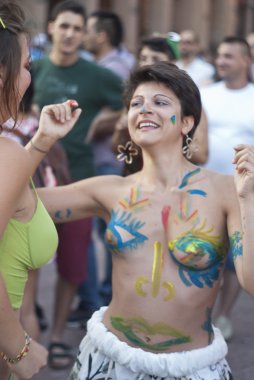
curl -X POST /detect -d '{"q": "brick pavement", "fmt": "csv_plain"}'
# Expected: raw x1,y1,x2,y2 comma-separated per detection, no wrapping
34,261,254,380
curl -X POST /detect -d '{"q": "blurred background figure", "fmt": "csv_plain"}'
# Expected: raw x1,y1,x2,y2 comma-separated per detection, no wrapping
138,33,179,67
246,32,254,81
30,32,49,61
200,36,254,341
177,29,215,87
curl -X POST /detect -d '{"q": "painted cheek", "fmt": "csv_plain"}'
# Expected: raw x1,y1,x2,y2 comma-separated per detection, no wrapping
171,115,176,125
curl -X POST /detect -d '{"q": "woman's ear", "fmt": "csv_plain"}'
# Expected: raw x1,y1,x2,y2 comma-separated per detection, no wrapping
181,115,195,136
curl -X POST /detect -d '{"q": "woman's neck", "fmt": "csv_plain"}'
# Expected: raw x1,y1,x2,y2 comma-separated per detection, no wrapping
139,148,196,190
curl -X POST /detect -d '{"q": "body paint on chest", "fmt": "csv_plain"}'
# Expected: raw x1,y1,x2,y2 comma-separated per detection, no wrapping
105,210,148,254
119,186,150,212
168,220,225,288
135,241,175,301
178,168,207,197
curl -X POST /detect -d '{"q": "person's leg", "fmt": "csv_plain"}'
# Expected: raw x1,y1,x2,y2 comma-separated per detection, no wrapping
48,219,92,369
67,239,101,328
51,276,77,342
20,269,40,340
78,239,101,311
97,217,112,305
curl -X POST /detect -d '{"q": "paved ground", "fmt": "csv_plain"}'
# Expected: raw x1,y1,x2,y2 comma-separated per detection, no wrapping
34,254,254,380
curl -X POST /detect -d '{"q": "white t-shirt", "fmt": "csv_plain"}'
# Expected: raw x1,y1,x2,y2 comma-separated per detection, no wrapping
177,57,215,87
200,81,254,174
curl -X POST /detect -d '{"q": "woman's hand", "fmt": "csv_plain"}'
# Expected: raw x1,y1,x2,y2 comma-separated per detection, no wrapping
32,100,82,151
9,340,48,380
233,144,254,199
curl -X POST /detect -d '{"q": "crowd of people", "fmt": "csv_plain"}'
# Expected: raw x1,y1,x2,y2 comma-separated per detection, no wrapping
1,0,254,379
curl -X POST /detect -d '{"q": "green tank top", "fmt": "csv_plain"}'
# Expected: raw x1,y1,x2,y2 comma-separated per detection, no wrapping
0,186,58,309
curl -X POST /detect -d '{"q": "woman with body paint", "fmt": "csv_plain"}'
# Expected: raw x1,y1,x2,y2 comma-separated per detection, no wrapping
39,62,254,380
0,2,81,379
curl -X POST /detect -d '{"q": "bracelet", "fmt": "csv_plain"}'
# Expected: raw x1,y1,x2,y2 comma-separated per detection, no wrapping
30,139,49,154
0,331,32,364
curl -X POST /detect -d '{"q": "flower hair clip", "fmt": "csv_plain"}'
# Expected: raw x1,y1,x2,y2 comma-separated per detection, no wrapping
0,17,6,29
117,141,138,164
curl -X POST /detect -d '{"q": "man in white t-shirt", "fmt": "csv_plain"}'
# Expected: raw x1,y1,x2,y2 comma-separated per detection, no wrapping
200,36,254,340
177,29,215,87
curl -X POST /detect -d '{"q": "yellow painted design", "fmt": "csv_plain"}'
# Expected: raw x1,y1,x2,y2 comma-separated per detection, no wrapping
152,241,163,297
119,186,150,212
135,276,149,297
134,241,176,301
163,282,175,301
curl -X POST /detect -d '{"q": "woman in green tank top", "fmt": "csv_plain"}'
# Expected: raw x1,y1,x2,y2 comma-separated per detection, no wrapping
0,2,81,379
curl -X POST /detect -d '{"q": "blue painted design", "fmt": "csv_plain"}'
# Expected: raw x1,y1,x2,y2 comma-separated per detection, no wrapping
105,210,148,254
168,227,225,288
187,189,207,197
55,210,62,220
230,231,243,260
171,115,176,125
202,308,213,344
66,208,72,218
176,259,222,288
54,209,72,220
178,168,201,189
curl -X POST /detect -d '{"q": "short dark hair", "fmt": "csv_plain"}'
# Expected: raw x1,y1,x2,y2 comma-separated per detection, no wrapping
50,0,86,22
140,36,176,61
220,36,251,58
89,10,123,47
0,0,27,124
124,62,202,140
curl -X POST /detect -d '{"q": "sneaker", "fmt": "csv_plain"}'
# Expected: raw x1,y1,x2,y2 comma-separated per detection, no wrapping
215,316,233,341
67,306,94,329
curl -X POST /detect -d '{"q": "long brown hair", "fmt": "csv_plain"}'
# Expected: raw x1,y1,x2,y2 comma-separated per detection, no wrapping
0,1,27,125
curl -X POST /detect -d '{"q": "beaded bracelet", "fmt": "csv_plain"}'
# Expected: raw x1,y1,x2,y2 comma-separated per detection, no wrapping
0,332,32,364
30,139,49,154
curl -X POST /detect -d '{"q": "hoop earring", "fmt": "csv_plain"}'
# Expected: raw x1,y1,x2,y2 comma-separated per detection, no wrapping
117,141,138,164
182,134,198,159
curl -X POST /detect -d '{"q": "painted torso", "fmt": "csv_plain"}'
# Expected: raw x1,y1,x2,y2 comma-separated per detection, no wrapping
102,167,235,353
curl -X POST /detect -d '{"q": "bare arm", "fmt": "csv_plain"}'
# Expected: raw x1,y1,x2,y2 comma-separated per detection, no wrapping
38,176,114,224
25,100,81,176
0,273,48,378
190,109,208,165
226,144,254,297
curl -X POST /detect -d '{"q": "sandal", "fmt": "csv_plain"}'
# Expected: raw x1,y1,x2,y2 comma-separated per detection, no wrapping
48,342,75,370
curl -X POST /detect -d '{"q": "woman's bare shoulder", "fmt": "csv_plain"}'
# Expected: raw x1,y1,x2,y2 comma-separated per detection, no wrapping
0,137,29,179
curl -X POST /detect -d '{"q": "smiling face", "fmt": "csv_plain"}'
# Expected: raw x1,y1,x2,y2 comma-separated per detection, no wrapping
127,81,185,148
